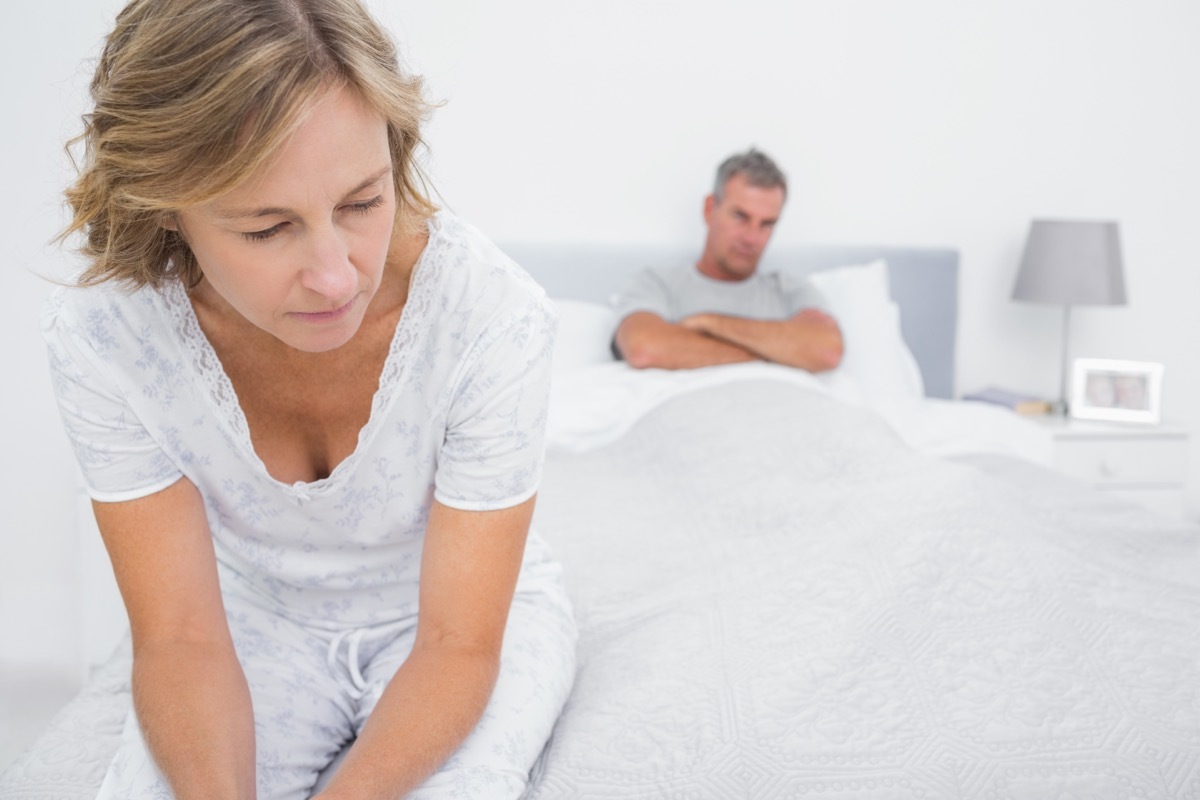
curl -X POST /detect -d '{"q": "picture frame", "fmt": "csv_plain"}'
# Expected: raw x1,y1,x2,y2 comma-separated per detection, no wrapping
1069,358,1164,424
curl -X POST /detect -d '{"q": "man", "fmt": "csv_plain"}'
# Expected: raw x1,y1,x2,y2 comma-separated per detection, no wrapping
613,149,844,372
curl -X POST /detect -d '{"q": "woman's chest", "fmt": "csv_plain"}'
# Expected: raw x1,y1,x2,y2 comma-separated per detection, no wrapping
227,345,389,484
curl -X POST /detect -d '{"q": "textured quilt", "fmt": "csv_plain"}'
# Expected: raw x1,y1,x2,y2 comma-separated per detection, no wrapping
526,381,1200,798
4,380,1199,799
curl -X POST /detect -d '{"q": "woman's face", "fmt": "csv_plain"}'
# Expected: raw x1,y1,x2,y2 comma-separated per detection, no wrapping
176,84,397,353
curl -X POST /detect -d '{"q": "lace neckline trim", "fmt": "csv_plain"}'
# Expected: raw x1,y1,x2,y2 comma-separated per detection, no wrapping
161,212,447,496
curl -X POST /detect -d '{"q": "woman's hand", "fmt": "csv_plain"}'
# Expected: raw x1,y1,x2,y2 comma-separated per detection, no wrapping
93,477,255,800
314,496,535,799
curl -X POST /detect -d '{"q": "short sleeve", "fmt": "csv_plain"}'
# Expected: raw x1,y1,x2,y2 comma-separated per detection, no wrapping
780,273,832,315
434,299,558,512
41,292,182,503
611,268,673,323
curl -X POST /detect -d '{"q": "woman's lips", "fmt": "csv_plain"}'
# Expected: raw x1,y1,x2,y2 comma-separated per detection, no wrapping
289,296,356,324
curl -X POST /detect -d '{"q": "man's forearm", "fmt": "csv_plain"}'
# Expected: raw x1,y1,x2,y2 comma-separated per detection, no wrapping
642,331,760,370
690,314,790,362
315,643,499,800
617,318,760,370
683,312,842,372
132,640,256,800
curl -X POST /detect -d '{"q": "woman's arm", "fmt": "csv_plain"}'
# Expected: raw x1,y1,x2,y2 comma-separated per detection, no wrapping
93,477,255,800
315,496,535,800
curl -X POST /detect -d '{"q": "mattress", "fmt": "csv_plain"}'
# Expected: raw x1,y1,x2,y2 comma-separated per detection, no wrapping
4,376,1198,799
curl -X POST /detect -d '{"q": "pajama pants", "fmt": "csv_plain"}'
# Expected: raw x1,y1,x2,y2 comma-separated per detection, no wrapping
95,567,577,800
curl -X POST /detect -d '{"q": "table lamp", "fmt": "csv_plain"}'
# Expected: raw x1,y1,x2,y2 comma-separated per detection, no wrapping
1012,219,1127,415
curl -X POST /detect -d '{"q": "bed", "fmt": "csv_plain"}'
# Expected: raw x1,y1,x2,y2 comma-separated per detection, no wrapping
4,243,1198,799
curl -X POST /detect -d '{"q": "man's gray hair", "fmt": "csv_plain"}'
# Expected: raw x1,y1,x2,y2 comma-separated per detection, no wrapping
713,148,787,202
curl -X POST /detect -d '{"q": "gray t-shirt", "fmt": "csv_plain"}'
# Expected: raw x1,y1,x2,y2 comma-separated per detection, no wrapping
612,264,829,324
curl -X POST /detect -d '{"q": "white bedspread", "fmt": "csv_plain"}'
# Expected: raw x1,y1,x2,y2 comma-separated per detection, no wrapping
528,379,1199,797
4,377,1196,799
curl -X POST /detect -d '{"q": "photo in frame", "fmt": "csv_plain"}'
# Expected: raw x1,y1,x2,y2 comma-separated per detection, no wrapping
1069,358,1164,424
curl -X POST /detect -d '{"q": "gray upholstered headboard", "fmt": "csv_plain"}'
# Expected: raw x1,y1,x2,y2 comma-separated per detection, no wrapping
499,243,959,399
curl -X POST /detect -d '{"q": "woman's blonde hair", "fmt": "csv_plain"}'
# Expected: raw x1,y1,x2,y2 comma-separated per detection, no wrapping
62,0,436,288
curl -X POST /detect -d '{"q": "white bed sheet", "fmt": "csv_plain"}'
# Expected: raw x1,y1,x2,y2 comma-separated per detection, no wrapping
548,361,1052,467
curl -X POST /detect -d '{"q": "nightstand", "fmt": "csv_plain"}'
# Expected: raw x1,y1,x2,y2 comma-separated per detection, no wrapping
1029,416,1191,519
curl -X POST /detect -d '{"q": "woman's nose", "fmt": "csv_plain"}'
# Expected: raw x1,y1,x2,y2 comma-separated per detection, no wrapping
301,228,357,300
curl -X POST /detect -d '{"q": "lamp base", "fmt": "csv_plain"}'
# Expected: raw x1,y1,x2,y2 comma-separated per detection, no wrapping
1057,305,1072,420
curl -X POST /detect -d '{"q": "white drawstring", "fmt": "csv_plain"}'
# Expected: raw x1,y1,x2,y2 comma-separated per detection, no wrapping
325,620,410,700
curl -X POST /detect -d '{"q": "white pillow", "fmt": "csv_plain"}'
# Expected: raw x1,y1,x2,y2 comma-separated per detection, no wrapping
550,298,617,374
807,260,925,401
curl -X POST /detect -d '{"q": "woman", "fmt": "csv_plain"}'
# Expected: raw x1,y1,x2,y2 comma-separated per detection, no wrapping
44,1,576,797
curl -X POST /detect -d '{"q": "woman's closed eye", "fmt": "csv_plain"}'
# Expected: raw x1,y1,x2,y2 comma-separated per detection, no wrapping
243,223,286,242
240,196,385,243
345,195,385,215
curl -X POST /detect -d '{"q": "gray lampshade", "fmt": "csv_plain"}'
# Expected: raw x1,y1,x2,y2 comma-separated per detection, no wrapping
1012,220,1127,306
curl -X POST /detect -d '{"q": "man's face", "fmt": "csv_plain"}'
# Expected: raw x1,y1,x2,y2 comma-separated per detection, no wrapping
702,173,785,281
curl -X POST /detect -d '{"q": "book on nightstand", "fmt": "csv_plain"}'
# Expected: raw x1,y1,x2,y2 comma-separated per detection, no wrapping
962,387,1053,416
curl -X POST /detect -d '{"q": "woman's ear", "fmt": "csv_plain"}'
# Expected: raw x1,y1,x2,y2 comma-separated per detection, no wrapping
159,212,179,232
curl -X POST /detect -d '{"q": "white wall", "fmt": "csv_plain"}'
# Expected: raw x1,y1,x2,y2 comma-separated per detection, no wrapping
2,0,1197,681
1,1,129,680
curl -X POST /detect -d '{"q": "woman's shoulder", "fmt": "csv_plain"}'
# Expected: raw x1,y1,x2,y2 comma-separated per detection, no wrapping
421,211,553,324
42,276,176,356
